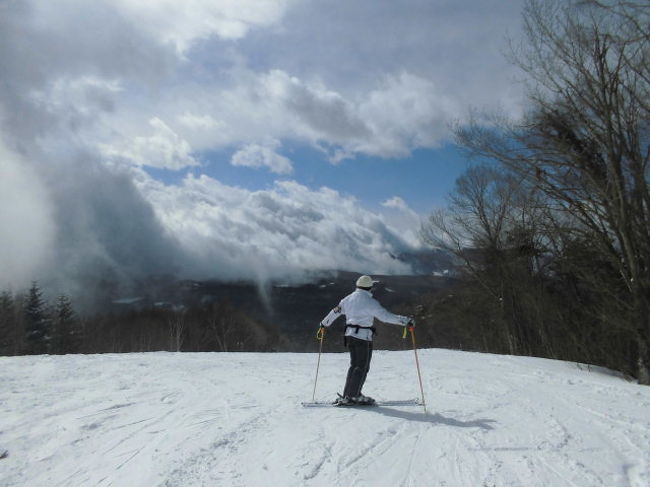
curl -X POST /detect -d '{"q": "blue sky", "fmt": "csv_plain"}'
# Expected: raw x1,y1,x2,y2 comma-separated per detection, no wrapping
0,0,527,287
148,143,470,214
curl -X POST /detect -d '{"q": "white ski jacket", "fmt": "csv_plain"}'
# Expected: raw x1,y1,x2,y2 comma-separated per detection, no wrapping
320,289,410,341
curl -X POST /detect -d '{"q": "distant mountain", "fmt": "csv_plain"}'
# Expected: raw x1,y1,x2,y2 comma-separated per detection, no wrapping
103,269,453,351
92,249,458,350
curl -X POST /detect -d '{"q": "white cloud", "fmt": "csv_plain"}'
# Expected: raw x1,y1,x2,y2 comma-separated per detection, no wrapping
30,76,122,125
358,72,459,156
29,0,296,56
0,0,527,290
3,0,526,160
231,139,293,174
383,196,411,212
262,70,372,143
101,117,199,170
4,0,526,165
0,140,55,289
381,196,422,247
178,112,223,131
109,68,462,164
136,173,413,281
110,0,297,51
251,69,462,159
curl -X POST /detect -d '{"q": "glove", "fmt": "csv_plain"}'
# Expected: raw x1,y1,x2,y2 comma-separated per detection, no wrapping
402,319,415,339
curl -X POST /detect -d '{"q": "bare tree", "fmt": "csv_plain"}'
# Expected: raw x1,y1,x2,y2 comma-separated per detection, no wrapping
203,301,239,352
578,0,650,116
456,0,650,382
168,308,186,352
422,165,551,355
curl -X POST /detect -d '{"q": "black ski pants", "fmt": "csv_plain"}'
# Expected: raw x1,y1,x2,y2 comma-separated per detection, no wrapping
343,336,373,398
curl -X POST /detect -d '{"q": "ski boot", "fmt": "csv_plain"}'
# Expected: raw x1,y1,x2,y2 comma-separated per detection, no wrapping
334,393,356,407
355,394,376,406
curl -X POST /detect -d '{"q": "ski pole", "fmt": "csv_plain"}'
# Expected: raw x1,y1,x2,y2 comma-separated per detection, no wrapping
409,326,427,413
312,326,326,402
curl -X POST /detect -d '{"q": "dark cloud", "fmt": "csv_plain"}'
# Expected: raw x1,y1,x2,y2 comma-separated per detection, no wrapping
237,0,524,103
41,154,185,290
0,1,175,146
0,0,183,294
284,78,372,142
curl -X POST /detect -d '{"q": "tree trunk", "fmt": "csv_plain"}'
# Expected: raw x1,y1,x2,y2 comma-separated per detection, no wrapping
635,293,650,385
637,332,650,385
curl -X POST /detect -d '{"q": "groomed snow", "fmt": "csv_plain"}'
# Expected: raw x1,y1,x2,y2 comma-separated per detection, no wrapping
1,349,649,486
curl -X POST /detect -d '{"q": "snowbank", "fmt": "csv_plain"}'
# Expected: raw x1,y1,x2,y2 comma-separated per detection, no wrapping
1,349,648,486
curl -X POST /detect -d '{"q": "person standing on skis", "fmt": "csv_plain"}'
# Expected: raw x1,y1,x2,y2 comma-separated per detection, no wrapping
319,275,414,406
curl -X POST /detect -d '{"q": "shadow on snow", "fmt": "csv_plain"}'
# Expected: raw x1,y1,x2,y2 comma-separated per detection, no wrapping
366,407,497,430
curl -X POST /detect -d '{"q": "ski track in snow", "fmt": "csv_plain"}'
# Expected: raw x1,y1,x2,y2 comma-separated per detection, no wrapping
0,350,649,487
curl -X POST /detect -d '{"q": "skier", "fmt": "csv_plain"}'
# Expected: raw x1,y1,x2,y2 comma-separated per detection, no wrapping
319,275,414,406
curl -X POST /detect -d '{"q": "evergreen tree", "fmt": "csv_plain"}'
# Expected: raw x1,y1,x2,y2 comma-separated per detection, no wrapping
24,282,50,355
0,291,16,356
53,294,81,354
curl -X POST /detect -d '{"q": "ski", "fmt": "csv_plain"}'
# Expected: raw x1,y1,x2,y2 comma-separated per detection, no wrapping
301,399,422,408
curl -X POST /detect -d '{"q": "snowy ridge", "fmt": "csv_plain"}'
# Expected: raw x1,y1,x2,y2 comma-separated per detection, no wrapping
1,349,649,486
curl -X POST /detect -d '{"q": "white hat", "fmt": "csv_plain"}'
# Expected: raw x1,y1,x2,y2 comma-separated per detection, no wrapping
355,275,375,288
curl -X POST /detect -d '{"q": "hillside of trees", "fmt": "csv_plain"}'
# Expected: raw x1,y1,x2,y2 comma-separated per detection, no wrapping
419,0,650,383
0,274,449,357
0,281,283,356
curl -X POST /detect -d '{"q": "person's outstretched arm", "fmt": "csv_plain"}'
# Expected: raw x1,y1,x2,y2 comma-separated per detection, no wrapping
320,303,343,328
369,299,410,326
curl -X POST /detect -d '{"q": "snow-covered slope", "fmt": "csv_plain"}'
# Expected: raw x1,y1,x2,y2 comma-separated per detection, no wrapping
1,349,648,487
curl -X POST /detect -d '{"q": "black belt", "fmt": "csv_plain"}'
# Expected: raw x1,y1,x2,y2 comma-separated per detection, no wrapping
345,324,377,336
344,325,377,347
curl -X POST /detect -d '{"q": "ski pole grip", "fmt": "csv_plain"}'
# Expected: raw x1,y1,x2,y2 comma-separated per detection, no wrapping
316,326,326,340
